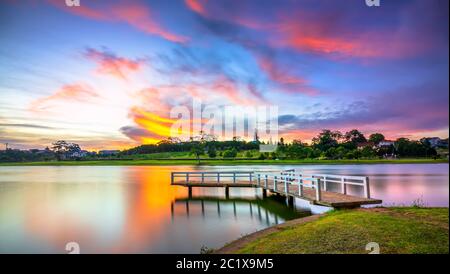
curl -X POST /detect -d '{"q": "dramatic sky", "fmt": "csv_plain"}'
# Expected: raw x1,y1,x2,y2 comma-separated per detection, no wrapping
0,0,448,150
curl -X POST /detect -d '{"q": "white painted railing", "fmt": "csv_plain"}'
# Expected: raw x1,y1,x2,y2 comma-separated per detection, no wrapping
254,171,322,201
171,171,254,184
171,169,371,202
276,170,370,199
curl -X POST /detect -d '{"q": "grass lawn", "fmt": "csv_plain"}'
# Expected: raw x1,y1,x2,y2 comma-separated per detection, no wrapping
0,158,447,166
227,207,449,254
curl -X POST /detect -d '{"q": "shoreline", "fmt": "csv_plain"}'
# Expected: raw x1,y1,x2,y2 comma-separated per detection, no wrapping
215,214,323,254
0,158,448,166
216,207,449,254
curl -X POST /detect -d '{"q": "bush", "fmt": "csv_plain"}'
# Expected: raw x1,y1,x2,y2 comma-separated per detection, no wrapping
223,149,237,158
207,147,217,158
258,153,267,160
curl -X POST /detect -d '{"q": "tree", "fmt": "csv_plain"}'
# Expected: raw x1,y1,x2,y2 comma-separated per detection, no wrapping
244,151,253,158
190,142,204,164
369,133,385,145
207,146,217,158
312,129,342,151
51,140,81,160
223,149,237,158
361,146,376,158
345,129,367,145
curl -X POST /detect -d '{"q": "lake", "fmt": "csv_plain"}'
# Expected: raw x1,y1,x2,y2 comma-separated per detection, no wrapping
0,164,448,253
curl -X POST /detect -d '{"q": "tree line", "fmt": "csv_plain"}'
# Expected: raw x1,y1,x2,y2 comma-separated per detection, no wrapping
1,129,447,162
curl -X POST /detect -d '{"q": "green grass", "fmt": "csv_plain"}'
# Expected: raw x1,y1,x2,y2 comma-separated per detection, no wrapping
0,158,447,166
235,207,449,254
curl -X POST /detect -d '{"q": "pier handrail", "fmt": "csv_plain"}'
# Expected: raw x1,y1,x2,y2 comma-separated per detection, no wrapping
171,169,372,202
277,170,371,198
171,171,254,184
254,171,322,201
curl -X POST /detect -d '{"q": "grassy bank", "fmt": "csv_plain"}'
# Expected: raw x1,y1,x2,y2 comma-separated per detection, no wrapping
0,158,447,166
218,207,449,254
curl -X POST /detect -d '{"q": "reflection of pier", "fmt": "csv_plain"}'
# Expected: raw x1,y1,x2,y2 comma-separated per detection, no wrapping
171,170,382,208
170,196,308,225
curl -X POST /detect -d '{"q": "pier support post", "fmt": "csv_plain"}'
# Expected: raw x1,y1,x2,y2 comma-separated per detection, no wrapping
288,196,294,207
341,177,347,195
225,186,230,199
315,179,322,201
188,186,192,198
274,176,277,191
262,188,267,198
364,177,371,198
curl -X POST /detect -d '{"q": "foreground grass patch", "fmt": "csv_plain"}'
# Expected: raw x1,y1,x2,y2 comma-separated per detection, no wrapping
236,207,449,254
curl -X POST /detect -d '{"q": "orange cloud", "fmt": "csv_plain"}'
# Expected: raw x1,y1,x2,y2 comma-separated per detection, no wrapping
84,48,144,80
49,0,187,43
30,83,98,111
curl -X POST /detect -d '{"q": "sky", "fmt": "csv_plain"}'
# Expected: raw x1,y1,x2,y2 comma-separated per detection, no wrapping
0,0,448,150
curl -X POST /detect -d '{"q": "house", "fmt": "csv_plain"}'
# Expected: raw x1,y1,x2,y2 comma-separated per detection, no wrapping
423,137,448,148
377,140,395,148
356,142,374,150
70,150,89,158
99,150,120,156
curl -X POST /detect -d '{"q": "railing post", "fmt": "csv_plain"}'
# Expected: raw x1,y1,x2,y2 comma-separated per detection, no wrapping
257,174,261,186
274,176,277,191
364,177,371,198
298,175,303,196
341,177,346,194
171,173,174,184
233,172,236,183
201,173,204,183
265,175,268,188
315,178,322,201
217,172,220,183
186,173,189,182
323,176,327,191
284,176,288,194
249,173,253,183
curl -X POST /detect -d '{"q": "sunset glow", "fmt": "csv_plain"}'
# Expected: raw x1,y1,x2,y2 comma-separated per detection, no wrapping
0,0,448,150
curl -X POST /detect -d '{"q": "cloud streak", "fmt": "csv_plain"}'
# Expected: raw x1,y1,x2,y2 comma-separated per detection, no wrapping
49,0,187,43
84,48,145,80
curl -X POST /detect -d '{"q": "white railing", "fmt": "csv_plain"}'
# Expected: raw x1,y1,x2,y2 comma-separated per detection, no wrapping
171,171,254,184
254,170,371,201
254,171,322,201
171,169,372,202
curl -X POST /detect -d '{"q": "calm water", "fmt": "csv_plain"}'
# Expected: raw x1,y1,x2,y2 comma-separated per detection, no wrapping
0,164,448,253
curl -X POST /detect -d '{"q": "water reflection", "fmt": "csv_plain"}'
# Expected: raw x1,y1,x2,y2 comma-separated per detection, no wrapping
0,166,303,253
0,164,448,253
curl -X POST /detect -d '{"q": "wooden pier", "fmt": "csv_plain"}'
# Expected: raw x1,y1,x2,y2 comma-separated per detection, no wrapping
171,170,382,208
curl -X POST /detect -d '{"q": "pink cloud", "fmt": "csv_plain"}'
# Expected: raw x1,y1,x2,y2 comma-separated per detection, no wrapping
84,48,144,80
30,83,98,111
49,0,187,43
